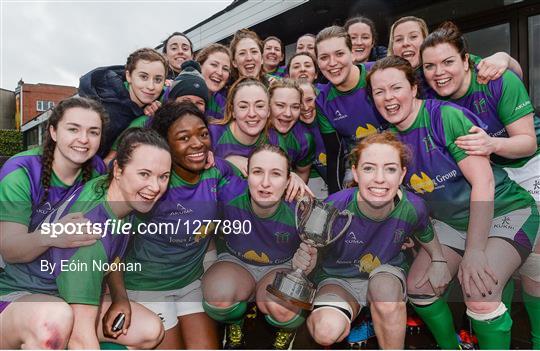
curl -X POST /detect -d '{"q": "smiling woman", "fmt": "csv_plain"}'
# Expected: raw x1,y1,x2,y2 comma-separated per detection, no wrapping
79,48,167,158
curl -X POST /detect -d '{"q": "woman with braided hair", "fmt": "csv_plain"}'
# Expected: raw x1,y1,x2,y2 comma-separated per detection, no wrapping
0,97,107,264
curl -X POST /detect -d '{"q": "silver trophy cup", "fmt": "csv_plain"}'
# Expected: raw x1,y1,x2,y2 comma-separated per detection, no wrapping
267,197,353,310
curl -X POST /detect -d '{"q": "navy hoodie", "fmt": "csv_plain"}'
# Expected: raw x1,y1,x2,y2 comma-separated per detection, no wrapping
79,65,144,157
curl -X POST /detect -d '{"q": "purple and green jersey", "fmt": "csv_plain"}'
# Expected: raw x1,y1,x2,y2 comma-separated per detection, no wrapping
316,63,388,153
0,175,131,305
272,122,315,168
219,179,301,266
318,187,434,280
394,99,535,234
207,90,227,120
266,65,288,79
441,67,539,168
209,123,287,159
124,158,244,291
0,147,105,231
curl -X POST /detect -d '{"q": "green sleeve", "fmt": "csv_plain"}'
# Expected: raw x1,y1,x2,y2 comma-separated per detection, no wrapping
0,168,33,226
110,115,150,151
316,108,336,134
440,105,473,163
469,54,482,65
496,71,534,126
56,242,108,305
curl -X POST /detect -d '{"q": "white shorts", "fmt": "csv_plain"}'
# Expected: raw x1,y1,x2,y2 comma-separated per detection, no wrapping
127,279,204,330
317,264,407,314
504,153,540,202
217,252,292,283
433,207,535,252
0,291,31,303
307,176,328,200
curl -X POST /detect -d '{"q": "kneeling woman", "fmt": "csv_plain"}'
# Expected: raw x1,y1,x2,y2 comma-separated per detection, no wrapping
297,132,450,349
0,128,171,349
202,145,304,350
367,56,539,349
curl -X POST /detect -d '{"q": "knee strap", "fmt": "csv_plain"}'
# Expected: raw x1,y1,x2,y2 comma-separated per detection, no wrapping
408,293,439,306
467,302,507,321
265,312,306,330
313,293,354,322
520,253,540,283
202,300,247,324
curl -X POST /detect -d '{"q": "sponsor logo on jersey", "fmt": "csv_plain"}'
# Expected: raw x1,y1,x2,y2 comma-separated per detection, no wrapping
243,250,270,264
355,124,378,139
493,216,516,231
345,231,364,245
358,253,381,273
514,101,531,112
36,201,52,215
409,169,458,194
318,153,327,166
169,203,193,216
333,109,348,121
410,172,435,194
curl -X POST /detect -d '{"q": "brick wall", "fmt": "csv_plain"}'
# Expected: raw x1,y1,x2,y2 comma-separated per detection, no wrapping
21,84,77,125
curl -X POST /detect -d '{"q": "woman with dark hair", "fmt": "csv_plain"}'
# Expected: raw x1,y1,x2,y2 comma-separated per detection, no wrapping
0,128,171,349
287,52,319,84
203,144,305,350
123,101,242,349
296,34,316,57
196,43,232,120
159,32,194,80
421,21,540,349
367,55,538,349
79,48,167,158
344,16,387,63
314,25,388,194
229,29,269,85
263,36,287,79
0,97,107,264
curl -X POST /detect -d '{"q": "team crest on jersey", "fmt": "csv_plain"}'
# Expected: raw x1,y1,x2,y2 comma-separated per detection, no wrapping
358,253,381,273
274,232,290,243
473,98,488,115
355,124,378,139
244,250,270,264
393,229,406,244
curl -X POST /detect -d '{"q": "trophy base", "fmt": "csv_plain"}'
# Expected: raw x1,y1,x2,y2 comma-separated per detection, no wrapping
266,271,315,310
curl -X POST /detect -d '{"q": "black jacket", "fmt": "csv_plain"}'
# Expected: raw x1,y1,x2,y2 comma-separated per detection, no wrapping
79,65,144,157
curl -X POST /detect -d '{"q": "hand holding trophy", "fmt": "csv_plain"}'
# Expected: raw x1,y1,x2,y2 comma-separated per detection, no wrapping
267,196,353,309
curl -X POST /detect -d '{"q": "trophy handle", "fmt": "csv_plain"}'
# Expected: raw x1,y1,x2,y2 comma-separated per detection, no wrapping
295,196,312,229
326,209,353,245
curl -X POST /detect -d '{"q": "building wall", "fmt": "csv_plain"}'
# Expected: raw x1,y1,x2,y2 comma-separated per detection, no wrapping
0,89,16,129
20,83,77,125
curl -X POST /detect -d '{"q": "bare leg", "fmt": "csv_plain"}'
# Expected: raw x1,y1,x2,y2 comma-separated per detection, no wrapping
0,294,73,349
178,312,220,349
367,273,406,349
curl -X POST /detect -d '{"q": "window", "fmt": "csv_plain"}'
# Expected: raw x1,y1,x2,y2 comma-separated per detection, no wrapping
529,14,540,111
36,100,54,112
463,23,511,59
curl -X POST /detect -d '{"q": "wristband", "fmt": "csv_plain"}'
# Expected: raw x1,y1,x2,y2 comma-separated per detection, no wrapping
431,259,447,263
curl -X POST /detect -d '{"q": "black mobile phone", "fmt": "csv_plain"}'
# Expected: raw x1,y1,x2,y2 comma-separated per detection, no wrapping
112,313,125,332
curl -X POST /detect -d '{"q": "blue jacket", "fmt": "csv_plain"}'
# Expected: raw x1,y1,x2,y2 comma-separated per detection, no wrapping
79,65,144,157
